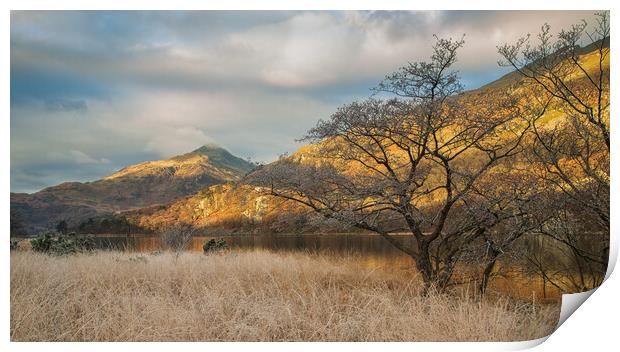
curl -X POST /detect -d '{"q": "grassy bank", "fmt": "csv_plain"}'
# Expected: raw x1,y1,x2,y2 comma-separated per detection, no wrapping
11,250,559,341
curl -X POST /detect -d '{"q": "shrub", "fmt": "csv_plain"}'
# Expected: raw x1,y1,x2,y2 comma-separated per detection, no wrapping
203,238,228,253
30,233,95,255
10,239,20,251
30,233,54,252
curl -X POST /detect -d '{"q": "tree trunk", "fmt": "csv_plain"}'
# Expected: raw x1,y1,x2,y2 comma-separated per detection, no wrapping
479,258,498,295
437,256,456,291
415,241,435,293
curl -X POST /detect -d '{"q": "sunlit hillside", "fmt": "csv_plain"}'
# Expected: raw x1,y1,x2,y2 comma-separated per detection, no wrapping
10,145,255,233
124,40,608,234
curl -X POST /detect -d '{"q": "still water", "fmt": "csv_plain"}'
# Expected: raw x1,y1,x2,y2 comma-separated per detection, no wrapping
93,233,561,301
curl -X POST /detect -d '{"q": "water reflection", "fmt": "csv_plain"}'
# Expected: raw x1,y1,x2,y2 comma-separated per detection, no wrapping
96,234,415,256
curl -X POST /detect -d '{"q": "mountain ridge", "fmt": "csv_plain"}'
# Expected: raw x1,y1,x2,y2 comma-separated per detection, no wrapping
11,144,255,233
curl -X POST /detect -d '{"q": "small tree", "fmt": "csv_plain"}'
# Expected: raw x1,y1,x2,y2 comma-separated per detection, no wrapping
159,223,195,253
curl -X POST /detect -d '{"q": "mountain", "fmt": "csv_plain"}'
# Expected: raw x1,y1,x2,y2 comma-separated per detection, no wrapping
12,40,608,236
11,145,255,233
123,40,609,235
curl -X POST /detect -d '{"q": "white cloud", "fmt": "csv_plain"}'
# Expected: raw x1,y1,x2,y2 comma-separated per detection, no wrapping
224,12,423,88
144,126,214,157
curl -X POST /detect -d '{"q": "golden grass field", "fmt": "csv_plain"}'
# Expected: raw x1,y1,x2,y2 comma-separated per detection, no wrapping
10,250,560,341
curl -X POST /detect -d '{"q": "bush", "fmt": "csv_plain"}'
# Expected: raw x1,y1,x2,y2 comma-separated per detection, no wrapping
10,239,20,251
30,233,53,252
30,233,95,255
203,238,228,253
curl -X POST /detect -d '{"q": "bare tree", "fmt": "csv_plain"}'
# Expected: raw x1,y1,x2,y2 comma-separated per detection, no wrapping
249,37,530,292
159,223,196,253
498,11,610,230
498,12,610,290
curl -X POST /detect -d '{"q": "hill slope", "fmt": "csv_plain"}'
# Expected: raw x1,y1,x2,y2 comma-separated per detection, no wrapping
123,40,609,234
11,145,255,233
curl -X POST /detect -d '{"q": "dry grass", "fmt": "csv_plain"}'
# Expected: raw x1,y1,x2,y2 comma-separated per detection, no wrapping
11,250,559,341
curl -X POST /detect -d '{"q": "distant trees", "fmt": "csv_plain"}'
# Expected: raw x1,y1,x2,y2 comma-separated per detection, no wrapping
76,215,140,235
250,37,534,292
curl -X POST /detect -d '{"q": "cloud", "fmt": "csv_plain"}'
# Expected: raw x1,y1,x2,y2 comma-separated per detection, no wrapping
222,11,429,88
94,87,334,159
45,99,87,112
67,150,110,165
144,126,215,157
43,149,111,165
10,10,602,193
11,11,599,93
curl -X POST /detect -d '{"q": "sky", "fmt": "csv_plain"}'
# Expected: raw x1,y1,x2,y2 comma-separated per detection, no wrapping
10,10,599,193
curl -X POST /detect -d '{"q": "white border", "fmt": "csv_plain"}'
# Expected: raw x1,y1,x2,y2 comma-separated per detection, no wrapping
3,1,618,351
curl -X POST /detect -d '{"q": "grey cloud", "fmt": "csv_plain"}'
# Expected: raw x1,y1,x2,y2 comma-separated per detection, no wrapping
45,99,87,112
11,10,603,193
